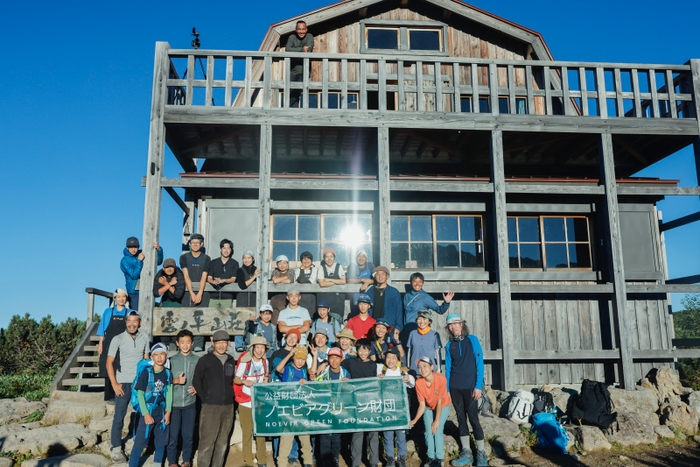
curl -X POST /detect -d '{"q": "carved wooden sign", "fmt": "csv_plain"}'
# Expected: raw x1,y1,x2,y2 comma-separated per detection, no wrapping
152,306,255,336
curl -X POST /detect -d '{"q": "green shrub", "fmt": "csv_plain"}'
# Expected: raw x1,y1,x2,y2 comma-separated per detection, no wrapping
0,371,54,400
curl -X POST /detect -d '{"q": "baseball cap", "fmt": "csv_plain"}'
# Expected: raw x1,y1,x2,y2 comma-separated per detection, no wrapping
446,313,464,324
417,310,432,321
163,258,176,269
375,319,390,329
285,329,301,342
415,356,434,367
276,255,289,262
293,347,308,360
386,347,401,358
357,293,372,305
373,265,390,275
327,347,343,358
150,343,168,355
317,299,331,309
259,304,273,313
126,237,139,248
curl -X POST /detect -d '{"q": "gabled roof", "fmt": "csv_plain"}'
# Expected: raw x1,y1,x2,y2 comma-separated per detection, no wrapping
258,0,554,60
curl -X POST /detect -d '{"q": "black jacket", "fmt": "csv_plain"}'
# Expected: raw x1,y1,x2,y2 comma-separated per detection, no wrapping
153,267,185,303
192,352,235,405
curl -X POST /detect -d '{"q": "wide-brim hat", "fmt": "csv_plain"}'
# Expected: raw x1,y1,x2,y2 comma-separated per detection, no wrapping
293,347,308,360
445,313,464,325
417,310,432,322
248,335,270,350
335,328,357,342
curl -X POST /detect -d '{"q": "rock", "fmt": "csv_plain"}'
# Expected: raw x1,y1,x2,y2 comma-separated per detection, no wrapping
479,413,522,439
88,415,113,434
549,387,575,414
570,426,611,451
0,458,13,467
693,435,700,443
608,387,659,425
659,402,700,435
687,391,700,414
492,390,510,418
21,454,111,467
98,439,112,456
489,434,526,458
606,412,657,446
1,423,98,455
0,398,46,425
639,366,684,405
43,401,107,425
489,458,507,465
654,425,675,439
483,387,498,415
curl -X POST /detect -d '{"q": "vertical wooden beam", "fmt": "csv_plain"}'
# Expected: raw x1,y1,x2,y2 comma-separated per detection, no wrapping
688,60,700,193
86,292,95,326
598,133,635,388
378,127,391,268
256,124,273,310
490,130,515,390
141,42,170,340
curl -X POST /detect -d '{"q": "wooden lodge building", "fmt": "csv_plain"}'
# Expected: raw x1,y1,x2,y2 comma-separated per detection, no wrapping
134,0,700,391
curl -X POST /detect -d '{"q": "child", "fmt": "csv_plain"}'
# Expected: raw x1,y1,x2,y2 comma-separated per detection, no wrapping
313,347,351,467
271,255,295,284
406,310,442,374
245,304,278,358
410,357,452,467
278,289,312,346
234,336,271,467
445,314,486,467
310,300,342,344
167,330,199,467
130,343,172,467
271,329,302,382
370,319,405,364
307,328,331,367
341,338,379,467
276,346,315,467
345,294,376,340
335,328,357,358
377,347,414,467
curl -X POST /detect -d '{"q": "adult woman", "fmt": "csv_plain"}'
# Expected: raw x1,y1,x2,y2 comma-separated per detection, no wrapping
97,288,131,402
445,314,486,467
410,356,452,467
402,272,454,343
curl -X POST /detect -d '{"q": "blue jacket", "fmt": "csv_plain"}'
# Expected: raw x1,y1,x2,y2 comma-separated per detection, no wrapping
445,335,484,391
403,288,450,324
366,284,404,331
121,247,163,294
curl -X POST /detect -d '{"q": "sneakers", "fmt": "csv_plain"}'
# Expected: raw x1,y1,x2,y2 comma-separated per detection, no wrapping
475,451,487,467
304,464,313,467
450,449,473,467
432,460,444,467
386,459,396,467
422,459,435,467
397,457,407,467
110,447,127,463
288,459,300,467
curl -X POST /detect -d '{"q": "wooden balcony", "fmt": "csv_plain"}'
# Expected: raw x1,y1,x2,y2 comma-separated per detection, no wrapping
159,44,700,136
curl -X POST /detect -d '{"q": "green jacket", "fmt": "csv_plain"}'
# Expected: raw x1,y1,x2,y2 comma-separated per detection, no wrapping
169,352,200,408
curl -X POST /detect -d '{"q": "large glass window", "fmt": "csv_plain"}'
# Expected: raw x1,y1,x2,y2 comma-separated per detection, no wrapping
508,216,592,270
365,26,444,52
391,215,484,270
271,214,372,266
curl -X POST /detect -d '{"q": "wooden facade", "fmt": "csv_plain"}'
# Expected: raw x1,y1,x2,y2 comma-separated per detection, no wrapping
139,0,700,390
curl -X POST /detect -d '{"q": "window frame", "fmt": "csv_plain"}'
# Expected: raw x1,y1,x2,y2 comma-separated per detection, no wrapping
360,19,449,56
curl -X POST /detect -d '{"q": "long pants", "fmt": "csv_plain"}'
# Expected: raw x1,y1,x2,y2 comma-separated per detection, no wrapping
383,429,407,459
318,433,341,467
278,434,312,467
351,431,378,467
450,387,484,440
130,406,169,467
197,403,234,467
128,293,139,312
422,406,450,460
167,405,197,465
273,436,299,459
110,383,131,448
238,405,268,465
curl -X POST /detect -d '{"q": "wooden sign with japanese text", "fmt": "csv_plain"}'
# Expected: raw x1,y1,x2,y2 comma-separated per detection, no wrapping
152,306,255,336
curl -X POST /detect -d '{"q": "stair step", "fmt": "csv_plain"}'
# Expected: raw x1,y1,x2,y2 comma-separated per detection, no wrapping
77,356,100,363
83,345,98,352
89,336,101,342
62,377,105,387
70,367,100,374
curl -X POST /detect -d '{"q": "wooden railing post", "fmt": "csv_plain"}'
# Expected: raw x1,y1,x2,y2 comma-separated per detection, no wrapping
378,127,391,268
256,124,272,310
86,292,95,326
687,60,700,197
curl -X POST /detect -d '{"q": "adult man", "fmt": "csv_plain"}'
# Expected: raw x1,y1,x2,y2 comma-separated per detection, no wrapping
286,20,314,108
277,289,312,346
153,258,185,307
180,233,211,307
106,311,150,463
207,239,239,308
121,236,163,311
192,330,236,467
364,265,404,334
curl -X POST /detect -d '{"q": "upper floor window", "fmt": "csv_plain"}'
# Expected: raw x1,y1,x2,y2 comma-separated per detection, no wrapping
362,20,447,55
508,216,592,270
391,215,484,270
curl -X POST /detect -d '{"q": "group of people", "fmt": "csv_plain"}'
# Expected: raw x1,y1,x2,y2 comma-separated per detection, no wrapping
99,233,486,467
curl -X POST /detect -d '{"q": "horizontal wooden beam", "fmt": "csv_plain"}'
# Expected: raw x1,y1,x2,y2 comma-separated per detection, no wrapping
159,177,260,189
511,284,614,294
85,287,114,299
617,186,700,196
164,107,700,136
627,284,700,293
672,338,700,347
506,183,605,195
632,349,700,359
660,211,700,231
390,180,493,193
514,350,620,360
666,274,700,285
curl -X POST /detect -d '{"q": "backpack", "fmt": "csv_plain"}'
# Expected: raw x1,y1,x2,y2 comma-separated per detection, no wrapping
505,389,535,424
531,412,570,455
234,351,269,404
130,359,172,412
571,379,617,429
477,393,493,415
533,391,555,415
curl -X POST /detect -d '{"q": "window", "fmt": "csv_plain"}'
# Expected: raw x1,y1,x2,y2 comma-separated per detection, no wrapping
408,29,441,51
367,28,399,50
508,216,592,270
281,91,358,109
362,21,446,54
271,214,372,266
460,96,527,114
391,215,484,270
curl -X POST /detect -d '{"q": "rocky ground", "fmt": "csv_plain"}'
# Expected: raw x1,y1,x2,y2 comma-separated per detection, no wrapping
0,366,699,467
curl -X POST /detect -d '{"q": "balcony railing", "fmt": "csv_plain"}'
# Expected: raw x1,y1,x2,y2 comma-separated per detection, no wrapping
165,48,697,120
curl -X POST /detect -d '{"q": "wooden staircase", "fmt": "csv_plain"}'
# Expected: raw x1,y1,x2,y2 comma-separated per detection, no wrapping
51,322,105,393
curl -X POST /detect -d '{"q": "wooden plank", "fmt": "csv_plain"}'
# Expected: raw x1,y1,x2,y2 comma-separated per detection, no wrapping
511,300,523,385
256,124,272,310
599,132,635,388
205,56,214,106
631,69,643,117
453,63,461,112
520,299,536,384
302,58,310,109
508,64,516,115
514,350,619,360
579,67,589,117
555,301,572,383
378,127,391,268
244,56,252,107
543,66,552,115
472,63,480,113
435,61,444,112
544,300,558,382
589,300,606,382
666,69,678,118
613,68,625,117
378,59,386,112
568,301,583,383
561,66,572,116
398,60,406,111
526,66,535,115
225,56,233,106
633,349,700,359
578,301,595,379
647,300,663,351
490,63,499,116
595,67,608,118
263,57,272,109
283,57,291,108
649,70,660,118
186,54,194,105
417,61,424,112
153,307,255,336
360,60,367,110
322,58,329,109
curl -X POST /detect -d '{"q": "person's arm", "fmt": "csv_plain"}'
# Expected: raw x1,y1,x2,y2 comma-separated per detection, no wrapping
276,349,295,374
181,262,196,303
272,271,290,284
121,256,143,280
410,399,426,427
191,359,205,396
173,270,186,300
106,355,123,397
155,242,164,266
277,320,292,334
165,383,173,424
195,271,208,304
297,320,311,334
432,397,444,434
444,341,452,389
470,335,485,399
433,291,454,315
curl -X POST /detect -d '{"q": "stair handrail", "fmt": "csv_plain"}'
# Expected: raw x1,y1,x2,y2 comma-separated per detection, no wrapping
50,321,98,397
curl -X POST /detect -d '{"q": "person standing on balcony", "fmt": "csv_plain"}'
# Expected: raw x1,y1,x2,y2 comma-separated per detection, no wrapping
402,272,454,345
316,247,346,323
121,236,163,311
286,20,314,108
207,239,239,309
180,233,211,351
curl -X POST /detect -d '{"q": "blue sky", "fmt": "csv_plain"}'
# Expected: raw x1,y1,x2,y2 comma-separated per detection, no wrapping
2,0,699,329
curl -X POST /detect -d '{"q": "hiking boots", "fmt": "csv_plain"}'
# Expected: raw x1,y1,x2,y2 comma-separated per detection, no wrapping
432,460,444,467
450,449,473,467
288,459,300,466
110,447,126,463
385,459,396,467
422,459,435,467
397,457,407,467
475,450,487,467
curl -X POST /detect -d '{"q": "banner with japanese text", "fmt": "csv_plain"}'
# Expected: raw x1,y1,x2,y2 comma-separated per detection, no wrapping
252,378,410,436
